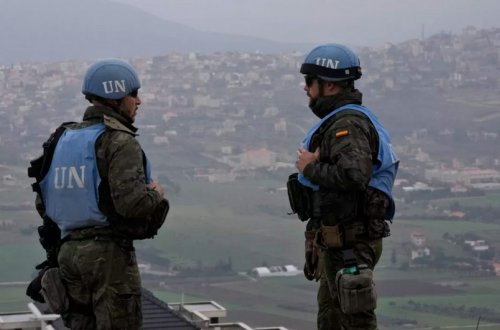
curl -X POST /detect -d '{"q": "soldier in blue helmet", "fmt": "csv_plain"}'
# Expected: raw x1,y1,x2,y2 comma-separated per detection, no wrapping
289,44,399,329
27,58,169,329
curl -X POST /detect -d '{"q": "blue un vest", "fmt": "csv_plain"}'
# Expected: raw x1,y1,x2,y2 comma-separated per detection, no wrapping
298,104,399,220
40,123,153,238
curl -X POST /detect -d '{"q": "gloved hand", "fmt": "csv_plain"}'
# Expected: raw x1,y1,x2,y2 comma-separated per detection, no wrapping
304,230,318,281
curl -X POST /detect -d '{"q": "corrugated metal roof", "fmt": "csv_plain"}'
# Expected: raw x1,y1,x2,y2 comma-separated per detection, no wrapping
34,288,199,330
142,289,200,330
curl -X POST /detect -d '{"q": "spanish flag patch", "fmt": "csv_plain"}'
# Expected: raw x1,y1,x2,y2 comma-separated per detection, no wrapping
335,129,349,138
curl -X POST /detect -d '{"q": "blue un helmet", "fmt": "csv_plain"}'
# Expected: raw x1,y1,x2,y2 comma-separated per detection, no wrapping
82,58,141,100
300,43,362,82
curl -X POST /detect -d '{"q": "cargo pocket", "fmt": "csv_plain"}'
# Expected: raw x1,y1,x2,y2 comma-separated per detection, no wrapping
41,268,70,314
335,265,377,314
108,286,142,330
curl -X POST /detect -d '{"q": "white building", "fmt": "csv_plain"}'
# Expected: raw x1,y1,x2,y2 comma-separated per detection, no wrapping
249,265,301,278
425,168,500,189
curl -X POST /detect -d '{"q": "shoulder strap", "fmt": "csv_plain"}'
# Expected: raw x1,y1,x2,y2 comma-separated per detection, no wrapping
28,123,73,194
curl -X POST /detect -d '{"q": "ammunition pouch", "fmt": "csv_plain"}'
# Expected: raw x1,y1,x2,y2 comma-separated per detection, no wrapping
320,225,343,249
362,187,392,239
335,265,377,314
38,217,61,265
287,173,313,221
41,268,69,314
38,218,61,250
320,223,368,249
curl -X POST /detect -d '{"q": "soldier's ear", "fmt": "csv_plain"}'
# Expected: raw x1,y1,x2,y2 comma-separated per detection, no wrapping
323,81,338,93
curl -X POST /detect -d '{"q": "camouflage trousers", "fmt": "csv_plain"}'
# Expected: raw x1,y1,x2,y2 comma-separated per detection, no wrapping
58,236,142,330
317,238,382,330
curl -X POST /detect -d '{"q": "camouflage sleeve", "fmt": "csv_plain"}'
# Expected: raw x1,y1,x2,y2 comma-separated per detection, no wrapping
303,114,373,191
101,131,162,219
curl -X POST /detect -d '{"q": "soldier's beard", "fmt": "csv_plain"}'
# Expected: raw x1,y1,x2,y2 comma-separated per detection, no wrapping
117,107,135,124
307,90,319,114
308,92,324,118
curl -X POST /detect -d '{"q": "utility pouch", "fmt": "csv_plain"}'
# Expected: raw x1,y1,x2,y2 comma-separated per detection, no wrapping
335,265,377,314
286,173,312,221
41,268,69,314
321,224,343,248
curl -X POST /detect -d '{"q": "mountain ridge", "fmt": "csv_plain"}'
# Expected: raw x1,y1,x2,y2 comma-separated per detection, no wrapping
0,0,310,64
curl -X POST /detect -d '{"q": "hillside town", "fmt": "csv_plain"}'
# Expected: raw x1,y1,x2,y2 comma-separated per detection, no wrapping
0,26,500,205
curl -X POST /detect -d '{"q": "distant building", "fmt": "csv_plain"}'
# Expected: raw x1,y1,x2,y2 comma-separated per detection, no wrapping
425,168,500,189
240,148,276,168
410,232,431,261
249,265,301,278
193,95,222,109
464,240,489,252
194,171,237,183
447,211,466,219
273,118,287,135
402,182,435,192
493,262,500,276
411,248,431,261
411,232,426,247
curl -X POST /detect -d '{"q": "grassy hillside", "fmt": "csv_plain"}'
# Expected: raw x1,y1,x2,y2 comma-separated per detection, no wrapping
1,177,500,329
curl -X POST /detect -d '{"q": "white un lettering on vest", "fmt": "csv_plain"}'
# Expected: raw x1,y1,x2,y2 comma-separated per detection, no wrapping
53,166,85,189
315,58,339,69
102,80,126,94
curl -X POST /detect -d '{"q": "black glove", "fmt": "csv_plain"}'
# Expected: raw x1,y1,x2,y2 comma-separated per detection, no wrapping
303,231,318,281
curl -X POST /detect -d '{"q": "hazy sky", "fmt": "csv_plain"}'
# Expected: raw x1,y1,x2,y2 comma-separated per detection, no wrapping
112,0,500,46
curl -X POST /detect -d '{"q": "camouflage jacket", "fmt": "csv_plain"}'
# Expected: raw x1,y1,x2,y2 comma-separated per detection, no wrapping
36,105,165,240
303,90,390,227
